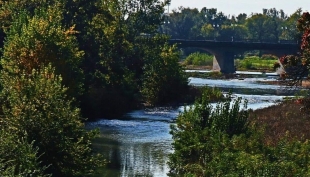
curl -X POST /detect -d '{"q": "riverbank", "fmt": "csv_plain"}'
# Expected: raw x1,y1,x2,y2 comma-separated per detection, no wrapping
90,74,306,176
249,99,310,146
257,80,310,88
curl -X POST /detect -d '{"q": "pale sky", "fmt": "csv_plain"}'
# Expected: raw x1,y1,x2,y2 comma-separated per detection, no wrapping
167,0,309,16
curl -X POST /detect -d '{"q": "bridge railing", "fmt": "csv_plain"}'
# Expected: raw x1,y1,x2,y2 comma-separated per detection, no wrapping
169,37,299,44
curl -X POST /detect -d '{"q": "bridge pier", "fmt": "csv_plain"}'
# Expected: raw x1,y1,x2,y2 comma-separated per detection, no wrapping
212,51,235,73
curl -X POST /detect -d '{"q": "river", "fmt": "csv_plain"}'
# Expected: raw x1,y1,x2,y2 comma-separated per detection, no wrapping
87,71,297,177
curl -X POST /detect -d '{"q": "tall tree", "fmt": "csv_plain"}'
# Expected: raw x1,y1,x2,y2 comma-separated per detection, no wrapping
1,7,84,100
246,13,270,41
166,7,202,39
280,8,303,41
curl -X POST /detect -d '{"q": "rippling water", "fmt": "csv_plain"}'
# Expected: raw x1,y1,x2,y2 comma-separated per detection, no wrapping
89,73,297,177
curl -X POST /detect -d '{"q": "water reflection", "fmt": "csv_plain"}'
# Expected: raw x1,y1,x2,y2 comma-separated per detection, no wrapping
89,116,172,177
90,75,296,177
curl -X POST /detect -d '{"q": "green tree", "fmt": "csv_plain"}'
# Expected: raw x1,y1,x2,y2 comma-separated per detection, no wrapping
246,13,270,41
78,0,171,117
201,23,217,39
1,7,84,100
218,24,248,41
280,8,303,41
0,65,102,176
0,0,188,119
263,8,288,42
167,7,203,39
236,13,247,24
141,41,188,105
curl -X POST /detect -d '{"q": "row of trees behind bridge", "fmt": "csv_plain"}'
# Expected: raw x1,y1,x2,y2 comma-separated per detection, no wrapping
163,7,303,42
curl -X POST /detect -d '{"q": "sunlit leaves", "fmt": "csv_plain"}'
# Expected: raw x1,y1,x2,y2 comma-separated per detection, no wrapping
1,7,84,98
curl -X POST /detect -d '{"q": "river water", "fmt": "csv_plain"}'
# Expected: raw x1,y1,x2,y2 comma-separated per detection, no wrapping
88,72,297,177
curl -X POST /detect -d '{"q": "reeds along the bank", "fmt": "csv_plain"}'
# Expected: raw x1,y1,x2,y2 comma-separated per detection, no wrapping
248,99,310,146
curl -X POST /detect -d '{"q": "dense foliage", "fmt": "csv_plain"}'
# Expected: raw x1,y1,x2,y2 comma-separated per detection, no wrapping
1,7,84,100
169,95,310,176
0,0,188,118
277,12,310,112
0,0,188,176
0,4,102,176
141,42,188,105
0,130,49,176
0,65,102,176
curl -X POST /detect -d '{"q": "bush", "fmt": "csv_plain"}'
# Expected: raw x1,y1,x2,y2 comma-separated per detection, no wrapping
168,94,249,176
0,130,49,177
261,54,278,60
184,52,213,66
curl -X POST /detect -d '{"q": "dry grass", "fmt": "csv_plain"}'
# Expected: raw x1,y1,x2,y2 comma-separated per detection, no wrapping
302,80,310,88
248,99,310,146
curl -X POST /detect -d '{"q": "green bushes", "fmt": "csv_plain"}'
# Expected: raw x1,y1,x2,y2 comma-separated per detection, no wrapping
168,94,249,176
169,94,310,176
184,52,213,66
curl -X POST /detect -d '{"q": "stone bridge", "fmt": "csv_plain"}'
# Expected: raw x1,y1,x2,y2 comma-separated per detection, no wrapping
168,39,300,73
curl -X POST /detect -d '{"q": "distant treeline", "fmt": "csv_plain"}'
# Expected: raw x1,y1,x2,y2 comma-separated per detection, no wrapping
162,7,304,42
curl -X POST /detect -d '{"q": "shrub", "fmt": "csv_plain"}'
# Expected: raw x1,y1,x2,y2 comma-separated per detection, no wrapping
261,54,278,60
184,52,213,66
168,94,249,176
0,130,49,177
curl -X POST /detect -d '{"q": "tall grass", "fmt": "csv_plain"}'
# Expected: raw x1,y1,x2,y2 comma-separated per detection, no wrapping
235,55,278,71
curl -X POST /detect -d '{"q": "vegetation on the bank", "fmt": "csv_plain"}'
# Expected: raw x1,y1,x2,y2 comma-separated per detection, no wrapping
169,94,310,176
0,65,103,176
0,0,188,176
0,5,104,176
276,12,310,106
186,71,224,79
235,55,278,71
183,86,224,104
183,52,213,66
169,12,310,177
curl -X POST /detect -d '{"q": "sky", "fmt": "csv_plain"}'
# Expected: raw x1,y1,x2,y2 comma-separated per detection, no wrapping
167,0,309,16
